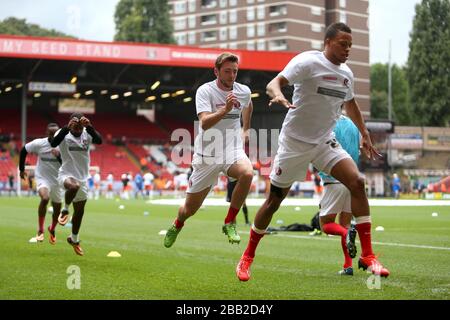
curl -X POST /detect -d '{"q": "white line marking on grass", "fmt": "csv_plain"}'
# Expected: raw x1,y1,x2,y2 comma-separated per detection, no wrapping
240,232,450,251
150,198,450,207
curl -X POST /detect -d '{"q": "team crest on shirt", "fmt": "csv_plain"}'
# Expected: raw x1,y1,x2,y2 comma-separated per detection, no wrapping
343,78,350,88
276,167,282,176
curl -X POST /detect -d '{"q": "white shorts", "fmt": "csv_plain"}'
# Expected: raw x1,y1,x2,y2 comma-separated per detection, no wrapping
319,183,352,216
58,175,89,202
187,149,250,193
36,178,62,203
270,132,351,188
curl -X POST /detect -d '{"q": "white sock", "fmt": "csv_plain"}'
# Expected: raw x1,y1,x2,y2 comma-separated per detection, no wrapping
71,233,79,243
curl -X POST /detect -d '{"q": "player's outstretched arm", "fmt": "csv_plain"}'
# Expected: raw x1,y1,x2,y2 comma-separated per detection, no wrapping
199,92,237,130
344,98,382,160
266,76,294,109
18,146,28,179
50,127,70,148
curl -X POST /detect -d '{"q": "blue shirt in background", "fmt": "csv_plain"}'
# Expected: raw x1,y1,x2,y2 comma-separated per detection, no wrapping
319,115,360,184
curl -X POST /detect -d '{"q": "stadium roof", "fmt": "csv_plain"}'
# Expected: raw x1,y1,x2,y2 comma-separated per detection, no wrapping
0,35,295,71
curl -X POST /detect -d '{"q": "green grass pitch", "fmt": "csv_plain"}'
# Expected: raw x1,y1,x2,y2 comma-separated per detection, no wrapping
0,197,449,300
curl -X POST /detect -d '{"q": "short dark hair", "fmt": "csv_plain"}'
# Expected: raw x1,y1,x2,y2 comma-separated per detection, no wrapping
324,22,352,41
215,52,239,70
47,123,59,129
70,112,84,120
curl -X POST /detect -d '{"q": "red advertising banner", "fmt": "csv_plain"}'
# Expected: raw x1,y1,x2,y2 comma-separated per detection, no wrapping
0,35,295,71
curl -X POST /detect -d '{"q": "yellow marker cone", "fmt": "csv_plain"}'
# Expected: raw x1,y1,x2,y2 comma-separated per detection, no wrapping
107,251,122,257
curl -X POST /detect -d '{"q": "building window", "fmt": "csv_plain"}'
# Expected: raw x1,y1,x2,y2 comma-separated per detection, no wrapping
188,15,196,28
311,23,321,33
175,33,186,45
188,32,196,44
200,14,217,26
220,27,228,41
201,0,217,9
229,42,237,49
188,0,196,12
340,0,346,8
247,0,255,3
247,7,255,21
247,24,255,37
269,39,287,51
257,5,265,19
257,40,266,50
311,40,322,50
220,0,227,8
219,43,227,49
229,0,237,6
311,6,321,16
340,11,347,23
257,23,265,36
269,22,287,33
229,26,237,39
220,11,227,24
174,17,187,30
229,9,237,23
257,0,265,2
247,41,255,50
201,30,217,42
269,5,287,17
174,1,187,14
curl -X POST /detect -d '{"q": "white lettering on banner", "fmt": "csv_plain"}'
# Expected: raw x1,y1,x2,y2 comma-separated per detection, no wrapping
31,41,68,55
76,43,121,58
2,40,23,52
172,51,218,61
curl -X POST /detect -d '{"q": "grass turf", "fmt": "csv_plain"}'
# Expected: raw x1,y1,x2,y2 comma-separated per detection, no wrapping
0,197,449,300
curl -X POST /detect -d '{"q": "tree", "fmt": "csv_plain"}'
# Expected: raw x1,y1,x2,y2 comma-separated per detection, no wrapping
114,0,175,44
370,63,413,125
0,17,74,38
406,0,450,127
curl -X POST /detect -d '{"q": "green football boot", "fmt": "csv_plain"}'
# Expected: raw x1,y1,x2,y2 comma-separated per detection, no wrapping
222,223,241,244
164,225,181,248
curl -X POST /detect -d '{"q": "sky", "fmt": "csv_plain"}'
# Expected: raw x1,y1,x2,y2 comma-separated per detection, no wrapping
0,0,422,66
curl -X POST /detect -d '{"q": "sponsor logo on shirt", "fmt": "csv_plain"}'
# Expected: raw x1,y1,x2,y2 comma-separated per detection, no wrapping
40,157,60,162
68,146,88,151
317,87,347,99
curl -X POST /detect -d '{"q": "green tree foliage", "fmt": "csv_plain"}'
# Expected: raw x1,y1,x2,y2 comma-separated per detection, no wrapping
406,0,450,126
370,63,413,125
0,17,75,38
114,0,175,44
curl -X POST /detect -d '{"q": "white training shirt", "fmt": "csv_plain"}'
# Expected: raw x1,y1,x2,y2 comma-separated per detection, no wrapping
194,80,251,157
56,127,93,182
143,172,154,185
279,50,355,144
25,138,61,185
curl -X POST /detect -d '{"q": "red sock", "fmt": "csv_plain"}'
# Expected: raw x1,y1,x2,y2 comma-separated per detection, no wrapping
50,215,58,231
322,223,352,268
322,222,346,237
243,229,264,258
38,215,45,233
356,222,374,257
224,206,240,224
174,218,184,229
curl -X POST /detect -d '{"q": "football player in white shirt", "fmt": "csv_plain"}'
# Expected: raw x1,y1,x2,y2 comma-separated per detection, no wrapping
51,113,102,256
164,52,254,248
236,23,389,281
19,123,62,244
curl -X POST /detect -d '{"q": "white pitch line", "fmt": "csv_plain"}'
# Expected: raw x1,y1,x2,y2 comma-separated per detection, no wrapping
149,198,450,207
239,231,450,251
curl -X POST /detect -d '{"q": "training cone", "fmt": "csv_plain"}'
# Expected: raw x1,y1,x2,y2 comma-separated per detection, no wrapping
107,251,122,257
